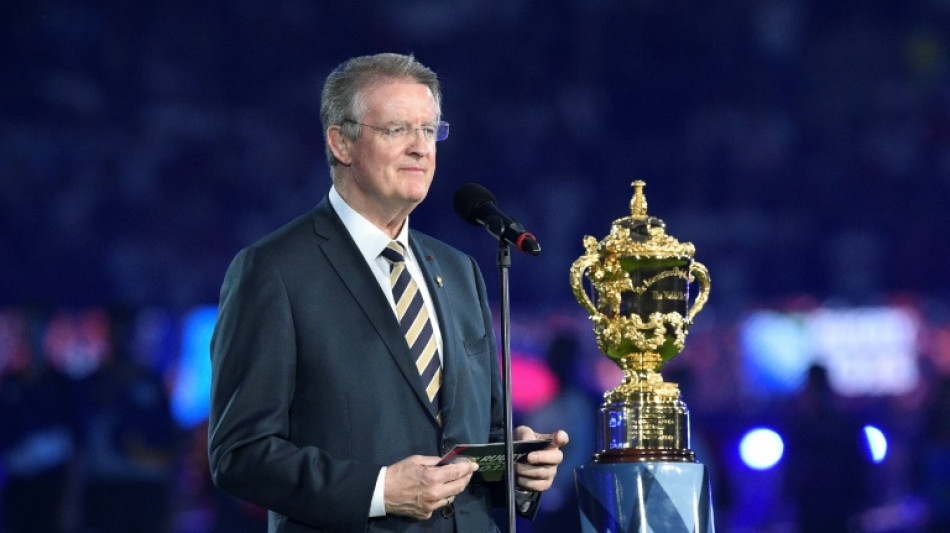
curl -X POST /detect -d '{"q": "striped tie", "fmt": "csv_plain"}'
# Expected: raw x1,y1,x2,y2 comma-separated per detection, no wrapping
380,241,442,422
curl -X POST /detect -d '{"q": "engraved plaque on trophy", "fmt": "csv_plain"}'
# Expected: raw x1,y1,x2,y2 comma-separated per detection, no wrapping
570,181,710,462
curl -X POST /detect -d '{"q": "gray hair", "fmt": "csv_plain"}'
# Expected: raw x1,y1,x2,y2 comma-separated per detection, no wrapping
320,53,442,173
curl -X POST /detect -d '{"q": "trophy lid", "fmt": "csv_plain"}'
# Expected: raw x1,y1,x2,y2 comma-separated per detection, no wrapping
590,181,696,260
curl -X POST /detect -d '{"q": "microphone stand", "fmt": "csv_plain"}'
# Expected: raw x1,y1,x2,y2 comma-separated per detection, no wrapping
497,241,517,533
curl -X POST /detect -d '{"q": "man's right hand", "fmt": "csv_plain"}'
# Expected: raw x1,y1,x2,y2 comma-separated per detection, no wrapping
384,455,479,519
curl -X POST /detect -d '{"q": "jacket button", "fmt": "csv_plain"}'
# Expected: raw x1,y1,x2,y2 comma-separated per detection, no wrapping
442,442,452,455
441,504,455,518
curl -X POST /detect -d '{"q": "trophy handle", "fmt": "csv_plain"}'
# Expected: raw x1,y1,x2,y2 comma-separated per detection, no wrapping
687,261,711,322
570,252,599,316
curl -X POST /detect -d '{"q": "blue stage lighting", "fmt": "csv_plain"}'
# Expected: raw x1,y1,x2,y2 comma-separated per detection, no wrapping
863,425,888,463
739,427,785,470
171,305,217,429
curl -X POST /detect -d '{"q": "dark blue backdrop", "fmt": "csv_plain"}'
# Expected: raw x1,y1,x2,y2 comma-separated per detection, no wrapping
4,1,949,310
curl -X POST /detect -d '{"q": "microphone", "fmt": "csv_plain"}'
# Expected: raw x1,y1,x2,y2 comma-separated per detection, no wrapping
453,183,541,256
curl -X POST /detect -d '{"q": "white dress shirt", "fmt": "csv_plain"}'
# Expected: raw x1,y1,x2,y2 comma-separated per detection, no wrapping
328,186,444,517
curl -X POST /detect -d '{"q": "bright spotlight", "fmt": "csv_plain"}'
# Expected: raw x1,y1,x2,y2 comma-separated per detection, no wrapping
863,425,888,463
740,427,785,470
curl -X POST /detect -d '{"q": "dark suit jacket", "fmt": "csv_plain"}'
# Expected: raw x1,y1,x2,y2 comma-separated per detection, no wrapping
208,196,512,532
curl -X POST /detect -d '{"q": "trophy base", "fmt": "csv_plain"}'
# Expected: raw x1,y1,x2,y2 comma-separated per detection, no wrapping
575,461,715,532
593,447,696,463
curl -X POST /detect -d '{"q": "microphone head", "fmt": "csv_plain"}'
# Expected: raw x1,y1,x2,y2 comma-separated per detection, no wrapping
453,183,496,226
516,232,541,256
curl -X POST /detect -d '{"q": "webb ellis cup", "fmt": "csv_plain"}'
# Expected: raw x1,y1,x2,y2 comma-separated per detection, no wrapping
570,180,710,463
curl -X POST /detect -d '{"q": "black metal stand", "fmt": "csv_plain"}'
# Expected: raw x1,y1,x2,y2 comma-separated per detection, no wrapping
496,241,516,533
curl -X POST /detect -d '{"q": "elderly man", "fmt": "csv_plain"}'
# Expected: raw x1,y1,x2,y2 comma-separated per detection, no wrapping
208,52,568,532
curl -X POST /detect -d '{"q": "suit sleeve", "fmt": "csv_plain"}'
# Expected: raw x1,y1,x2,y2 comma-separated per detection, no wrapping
207,246,379,533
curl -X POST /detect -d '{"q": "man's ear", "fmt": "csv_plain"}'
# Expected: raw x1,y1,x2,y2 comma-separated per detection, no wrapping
327,126,352,166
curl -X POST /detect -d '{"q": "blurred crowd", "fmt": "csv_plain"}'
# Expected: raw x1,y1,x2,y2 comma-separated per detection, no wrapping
2,301,950,532
0,306,268,533
4,0,950,531
2,1,950,310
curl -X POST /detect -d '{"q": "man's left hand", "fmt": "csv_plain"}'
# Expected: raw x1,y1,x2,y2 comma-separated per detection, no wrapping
513,425,569,493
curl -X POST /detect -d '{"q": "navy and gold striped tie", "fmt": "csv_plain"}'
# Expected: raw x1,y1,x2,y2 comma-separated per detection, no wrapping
381,241,441,422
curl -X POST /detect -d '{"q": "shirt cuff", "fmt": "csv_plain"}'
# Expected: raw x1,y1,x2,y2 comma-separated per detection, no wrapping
515,488,538,513
370,466,387,517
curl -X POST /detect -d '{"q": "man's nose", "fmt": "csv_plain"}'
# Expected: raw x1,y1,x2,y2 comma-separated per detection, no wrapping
405,129,432,155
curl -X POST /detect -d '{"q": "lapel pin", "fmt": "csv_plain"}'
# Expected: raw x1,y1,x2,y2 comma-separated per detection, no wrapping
436,276,444,288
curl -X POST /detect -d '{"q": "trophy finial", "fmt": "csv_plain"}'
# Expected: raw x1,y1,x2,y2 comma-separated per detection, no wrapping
631,180,648,218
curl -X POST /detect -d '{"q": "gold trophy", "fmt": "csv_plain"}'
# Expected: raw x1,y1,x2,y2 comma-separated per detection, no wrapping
570,180,710,463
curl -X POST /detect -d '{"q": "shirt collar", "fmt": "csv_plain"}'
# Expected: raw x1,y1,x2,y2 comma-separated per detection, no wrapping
329,185,412,264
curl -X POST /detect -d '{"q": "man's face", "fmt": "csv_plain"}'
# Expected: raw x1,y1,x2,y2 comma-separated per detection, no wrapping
345,80,439,213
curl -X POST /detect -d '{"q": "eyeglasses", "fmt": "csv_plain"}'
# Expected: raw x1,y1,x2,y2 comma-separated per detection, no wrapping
343,119,450,143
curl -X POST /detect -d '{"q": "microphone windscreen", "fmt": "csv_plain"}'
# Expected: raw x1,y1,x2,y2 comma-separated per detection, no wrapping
453,183,496,225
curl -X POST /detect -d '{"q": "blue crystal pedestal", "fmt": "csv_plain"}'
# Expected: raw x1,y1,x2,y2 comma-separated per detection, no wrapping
575,461,714,533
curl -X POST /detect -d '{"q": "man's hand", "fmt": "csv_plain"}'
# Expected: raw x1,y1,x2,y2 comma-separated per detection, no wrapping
384,455,479,520
514,426,569,493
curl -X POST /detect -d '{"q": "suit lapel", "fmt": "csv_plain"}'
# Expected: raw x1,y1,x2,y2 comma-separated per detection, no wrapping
311,199,442,425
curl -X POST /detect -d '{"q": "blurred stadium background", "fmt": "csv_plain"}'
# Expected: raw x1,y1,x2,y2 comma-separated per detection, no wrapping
3,1,950,532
